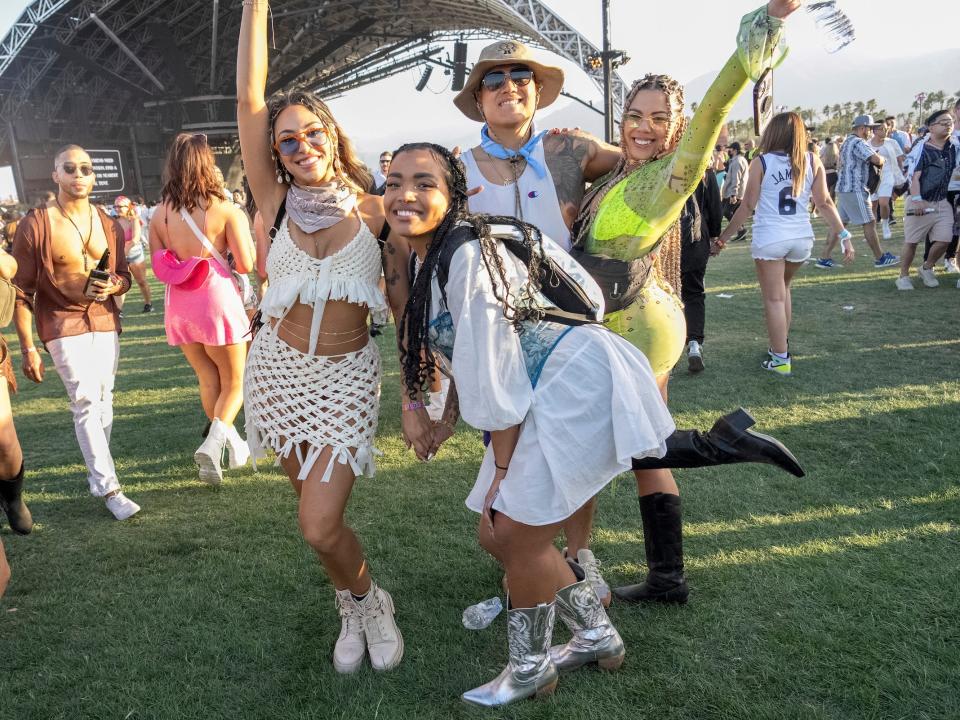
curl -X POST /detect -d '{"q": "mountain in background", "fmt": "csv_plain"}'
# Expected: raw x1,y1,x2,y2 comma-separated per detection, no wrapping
685,48,960,122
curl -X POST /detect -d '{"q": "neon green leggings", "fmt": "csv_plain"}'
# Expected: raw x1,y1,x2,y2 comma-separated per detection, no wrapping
604,280,686,376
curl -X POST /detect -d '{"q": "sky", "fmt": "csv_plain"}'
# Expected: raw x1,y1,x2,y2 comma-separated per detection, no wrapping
2,0,959,200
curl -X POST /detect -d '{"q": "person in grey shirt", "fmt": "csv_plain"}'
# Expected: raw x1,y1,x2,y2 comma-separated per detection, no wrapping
817,115,898,268
721,142,749,241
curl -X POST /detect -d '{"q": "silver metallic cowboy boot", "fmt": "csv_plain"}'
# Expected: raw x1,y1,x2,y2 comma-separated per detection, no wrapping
461,601,559,707
549,580,625,672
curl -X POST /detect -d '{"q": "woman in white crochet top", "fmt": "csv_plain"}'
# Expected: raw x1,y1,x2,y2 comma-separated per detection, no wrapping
237,1,409,675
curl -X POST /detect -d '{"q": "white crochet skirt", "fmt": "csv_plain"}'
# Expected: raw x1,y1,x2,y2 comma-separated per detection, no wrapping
244,323,381,482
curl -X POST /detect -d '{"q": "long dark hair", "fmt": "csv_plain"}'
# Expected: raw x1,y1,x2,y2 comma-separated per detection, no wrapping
395,143,547,400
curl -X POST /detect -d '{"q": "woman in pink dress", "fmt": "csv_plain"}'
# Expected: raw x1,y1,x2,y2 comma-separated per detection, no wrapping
149,133,255,485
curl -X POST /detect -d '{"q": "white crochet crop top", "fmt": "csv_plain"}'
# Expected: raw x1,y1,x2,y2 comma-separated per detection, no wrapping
259,211,388,354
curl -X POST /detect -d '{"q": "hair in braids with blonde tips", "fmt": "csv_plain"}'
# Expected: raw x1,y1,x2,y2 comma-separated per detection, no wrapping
266,90,372,193
393,142,548,400
571,73,689,294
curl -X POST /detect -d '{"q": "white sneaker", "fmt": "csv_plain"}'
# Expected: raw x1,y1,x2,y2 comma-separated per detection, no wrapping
358,583,403,671
686,340,705,373
224,424,250,470
333,589,366,674
105,492,140,520
917,266,939,288
895,276,914,291
943,258,960,274
194,418,227,485
564,546,612,608
881,220,892,240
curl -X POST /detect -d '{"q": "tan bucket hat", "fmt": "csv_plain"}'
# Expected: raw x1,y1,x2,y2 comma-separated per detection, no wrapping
453,40,565,123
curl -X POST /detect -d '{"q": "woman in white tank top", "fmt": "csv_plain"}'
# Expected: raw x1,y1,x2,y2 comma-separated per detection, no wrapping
718,112,850,376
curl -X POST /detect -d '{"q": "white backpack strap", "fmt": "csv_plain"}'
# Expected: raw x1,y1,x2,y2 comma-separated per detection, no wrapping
179,208,230,273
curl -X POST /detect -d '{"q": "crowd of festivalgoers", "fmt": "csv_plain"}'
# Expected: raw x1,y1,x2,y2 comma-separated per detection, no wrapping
1,0,958,708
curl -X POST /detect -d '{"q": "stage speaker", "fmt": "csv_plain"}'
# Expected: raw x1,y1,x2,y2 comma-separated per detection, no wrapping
415,65,433,92
451,41,468,91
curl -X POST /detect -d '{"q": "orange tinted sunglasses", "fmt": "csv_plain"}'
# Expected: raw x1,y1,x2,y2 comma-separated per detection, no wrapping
273,126,329,156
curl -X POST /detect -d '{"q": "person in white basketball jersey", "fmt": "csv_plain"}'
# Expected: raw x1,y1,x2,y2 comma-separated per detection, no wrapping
718,112,851,376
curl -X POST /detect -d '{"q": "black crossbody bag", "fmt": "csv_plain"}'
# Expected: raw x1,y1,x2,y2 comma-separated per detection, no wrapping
436,224,600,327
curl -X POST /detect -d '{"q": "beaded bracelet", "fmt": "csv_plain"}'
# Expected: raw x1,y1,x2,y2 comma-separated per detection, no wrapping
402,400,425,412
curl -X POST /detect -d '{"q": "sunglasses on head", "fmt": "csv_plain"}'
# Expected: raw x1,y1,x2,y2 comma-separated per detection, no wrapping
60,162,94,176
481,67,534,92
273,126,329,157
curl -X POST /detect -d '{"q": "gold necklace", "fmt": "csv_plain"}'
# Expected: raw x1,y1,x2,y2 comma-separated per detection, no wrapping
481,148,526,221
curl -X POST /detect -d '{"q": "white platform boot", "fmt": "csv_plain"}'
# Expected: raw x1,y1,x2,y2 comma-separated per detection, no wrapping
194,418,227,485
224,423,250,469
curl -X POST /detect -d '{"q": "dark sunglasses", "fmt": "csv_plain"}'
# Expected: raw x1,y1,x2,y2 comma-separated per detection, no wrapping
481,67,534,92
273,126,329,157
60,162,94,176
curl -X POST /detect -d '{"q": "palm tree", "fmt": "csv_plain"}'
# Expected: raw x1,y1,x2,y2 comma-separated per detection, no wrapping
842,101,853,117
865,98,878,115
831,103,841,118
822,104,831,122
854,100,865,116
927,90,946,109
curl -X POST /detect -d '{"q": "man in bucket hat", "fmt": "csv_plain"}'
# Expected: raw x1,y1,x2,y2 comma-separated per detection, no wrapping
816,114,898,268
451,40,621,604
452,40,621,251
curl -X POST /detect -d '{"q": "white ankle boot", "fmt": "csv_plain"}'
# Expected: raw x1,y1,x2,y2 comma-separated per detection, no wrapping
358,583,403,671
333,589,366,673
194,418,226,485
224,424,250,469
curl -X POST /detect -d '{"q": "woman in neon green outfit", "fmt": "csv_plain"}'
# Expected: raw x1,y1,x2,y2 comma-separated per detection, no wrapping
572,0,801,604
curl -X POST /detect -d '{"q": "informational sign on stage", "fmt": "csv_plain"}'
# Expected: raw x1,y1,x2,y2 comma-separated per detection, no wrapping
88,150,125,194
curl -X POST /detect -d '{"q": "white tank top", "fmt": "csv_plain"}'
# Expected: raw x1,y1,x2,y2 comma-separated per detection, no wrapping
461,144,572,250
751,152,815,246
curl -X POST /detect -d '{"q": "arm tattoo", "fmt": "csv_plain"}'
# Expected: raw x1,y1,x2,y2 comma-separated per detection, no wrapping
543,133,592,229
441,380,460,427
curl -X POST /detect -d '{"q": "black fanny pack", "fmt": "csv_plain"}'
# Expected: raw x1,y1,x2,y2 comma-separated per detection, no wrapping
568,248,653,314
437,224,600,327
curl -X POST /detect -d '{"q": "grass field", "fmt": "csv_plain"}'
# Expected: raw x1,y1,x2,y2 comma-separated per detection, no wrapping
1,216,958,720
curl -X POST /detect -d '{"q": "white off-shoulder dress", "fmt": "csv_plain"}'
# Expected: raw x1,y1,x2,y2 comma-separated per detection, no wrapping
424,226,675,526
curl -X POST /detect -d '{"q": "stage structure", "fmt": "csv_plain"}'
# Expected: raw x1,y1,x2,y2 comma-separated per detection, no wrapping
0,0,626,202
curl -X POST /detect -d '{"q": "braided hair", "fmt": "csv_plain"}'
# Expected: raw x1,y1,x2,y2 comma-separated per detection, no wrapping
395,143,548,400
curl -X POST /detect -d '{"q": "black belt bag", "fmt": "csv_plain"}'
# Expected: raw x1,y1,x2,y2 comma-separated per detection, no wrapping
569,248,653,314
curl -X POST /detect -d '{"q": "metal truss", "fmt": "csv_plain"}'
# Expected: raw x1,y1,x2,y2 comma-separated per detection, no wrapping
0,0,628,163
499,0,625,117
0,0,70,78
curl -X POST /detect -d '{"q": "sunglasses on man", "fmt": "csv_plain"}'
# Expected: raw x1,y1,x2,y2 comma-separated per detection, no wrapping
60,162,95,176
481,67,534,92
274,126,329,157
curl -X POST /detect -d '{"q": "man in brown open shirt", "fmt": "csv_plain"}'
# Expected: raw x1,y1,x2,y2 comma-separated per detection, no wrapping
12,145,141,520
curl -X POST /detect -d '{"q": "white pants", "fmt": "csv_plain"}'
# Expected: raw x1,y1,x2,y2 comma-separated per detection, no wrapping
47,331,121,497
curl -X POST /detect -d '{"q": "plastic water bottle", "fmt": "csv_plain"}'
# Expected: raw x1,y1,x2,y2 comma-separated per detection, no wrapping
462,597,503,630
805,1,856,54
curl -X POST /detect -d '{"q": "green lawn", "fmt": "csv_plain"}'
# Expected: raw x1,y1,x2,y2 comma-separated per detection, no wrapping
1,217,958,720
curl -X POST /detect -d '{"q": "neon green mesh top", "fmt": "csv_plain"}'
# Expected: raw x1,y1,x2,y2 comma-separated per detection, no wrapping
586,6,788,261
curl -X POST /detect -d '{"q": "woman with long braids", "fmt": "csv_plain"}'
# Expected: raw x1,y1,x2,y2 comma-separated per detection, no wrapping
568,0,803,604
388,142,803,706
387,142,673,706
237,1,407,673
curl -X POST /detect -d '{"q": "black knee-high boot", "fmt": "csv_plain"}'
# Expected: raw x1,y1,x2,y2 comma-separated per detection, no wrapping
614,493,687,604
0,464,32,535
631,408,804,477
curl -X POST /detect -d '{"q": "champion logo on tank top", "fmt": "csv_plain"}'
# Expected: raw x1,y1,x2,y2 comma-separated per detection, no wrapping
528,190,540,199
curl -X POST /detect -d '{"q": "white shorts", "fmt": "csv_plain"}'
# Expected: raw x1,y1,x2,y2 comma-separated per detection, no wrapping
751,237,813,263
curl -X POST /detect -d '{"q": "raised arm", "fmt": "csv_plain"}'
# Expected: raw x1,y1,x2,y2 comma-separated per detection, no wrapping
588,2,794,260
237,1,285,220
